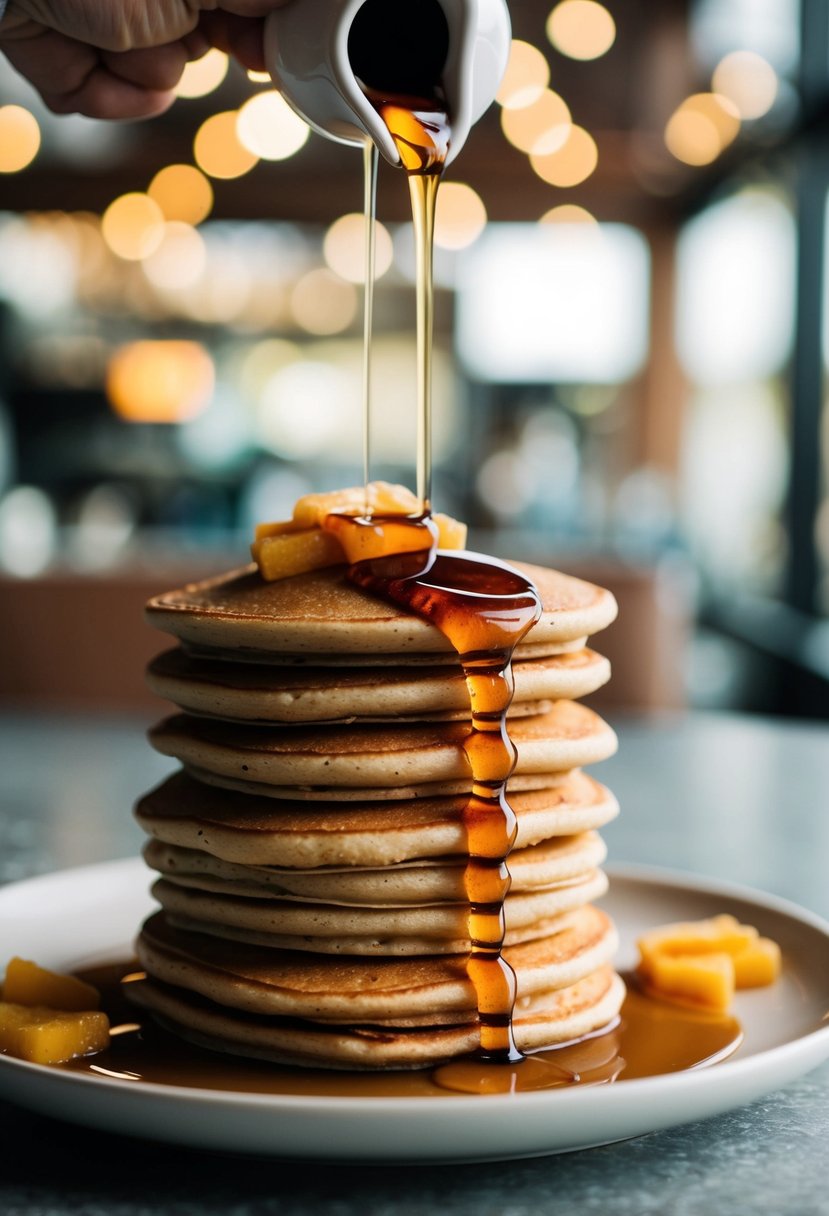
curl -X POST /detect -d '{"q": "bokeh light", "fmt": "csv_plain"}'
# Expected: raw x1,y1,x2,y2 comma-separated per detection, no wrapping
0,486,56,577
541,203,598,224
257,361,351,457
0,106,41,173
530,125,598,187
148,164,213,225
323,213,393,283
500,88,571,154
712,50,778,120
290,268,358,334
101,193,165,261
434,183,487,250
141,222,207,290
106,341,214,423
546,1,616,61
194,111,259,179
665,93,740,166
496,40,551,110
237,91,310,161
175,49,228,98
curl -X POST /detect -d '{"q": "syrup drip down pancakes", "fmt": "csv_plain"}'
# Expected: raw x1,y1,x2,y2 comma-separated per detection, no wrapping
132,558,624,1070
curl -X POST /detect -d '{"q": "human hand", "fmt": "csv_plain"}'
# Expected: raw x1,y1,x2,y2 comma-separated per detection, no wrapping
0,0,290,120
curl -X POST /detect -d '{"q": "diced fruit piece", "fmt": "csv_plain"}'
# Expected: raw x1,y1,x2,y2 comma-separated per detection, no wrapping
325,513,436,564
638,914,757,966
732,937,782,988
639,950,735,1012
252,529,345,581
252,484,469,582
636,914,782,1011
434,513,467,550
292,482,420,528
253,518,303,541
3,957,101,1012
0,1001,110,1064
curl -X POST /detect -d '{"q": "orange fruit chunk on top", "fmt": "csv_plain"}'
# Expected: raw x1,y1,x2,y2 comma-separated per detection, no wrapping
3,956,100,1012
252,482,467,581
636,914,781,1011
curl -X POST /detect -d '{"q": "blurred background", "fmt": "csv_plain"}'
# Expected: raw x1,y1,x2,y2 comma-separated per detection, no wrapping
0,0,827,720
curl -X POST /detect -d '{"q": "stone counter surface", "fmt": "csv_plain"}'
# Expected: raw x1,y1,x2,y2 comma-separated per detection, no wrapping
1,711,828,1216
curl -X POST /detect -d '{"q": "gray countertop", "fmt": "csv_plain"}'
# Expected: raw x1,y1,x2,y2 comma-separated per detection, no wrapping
1,710,828,1215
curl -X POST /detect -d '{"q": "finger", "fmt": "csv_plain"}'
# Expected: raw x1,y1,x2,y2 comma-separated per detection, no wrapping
1,25,185,117
203,0,294,17
101,42,189,92
43,69,178,120
183,29,213,61
199,11,267,71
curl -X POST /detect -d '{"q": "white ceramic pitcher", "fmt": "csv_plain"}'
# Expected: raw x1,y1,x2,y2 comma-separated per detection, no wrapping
264,0,511,166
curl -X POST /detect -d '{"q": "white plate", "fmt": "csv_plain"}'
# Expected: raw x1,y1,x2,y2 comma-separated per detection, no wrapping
1,859,828,1162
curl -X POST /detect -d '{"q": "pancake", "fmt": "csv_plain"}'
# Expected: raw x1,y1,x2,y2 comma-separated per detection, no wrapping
135,551,622,1070
141,831,607,904
146,647,611,724
146,561,617,659
129,966,625,1068
134,770,620,868
136,905,618,1018
148,702,618,798
151,869,609,955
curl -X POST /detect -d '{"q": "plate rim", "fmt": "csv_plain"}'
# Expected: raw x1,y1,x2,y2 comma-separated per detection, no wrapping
1,856,828,1114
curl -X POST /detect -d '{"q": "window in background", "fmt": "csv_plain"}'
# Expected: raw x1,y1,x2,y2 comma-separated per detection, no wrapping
818,191,829,615
456,223,650,384
676,187,796,595
691,0,800,78
453,222,651,542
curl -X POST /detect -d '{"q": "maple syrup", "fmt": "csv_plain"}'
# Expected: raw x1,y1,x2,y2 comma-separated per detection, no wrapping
63,962,743,1096
314,51,601,1092
360,137,379,501
327,48,567,1090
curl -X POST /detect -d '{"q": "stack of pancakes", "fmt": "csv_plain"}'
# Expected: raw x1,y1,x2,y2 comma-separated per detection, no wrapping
131,560,624,1070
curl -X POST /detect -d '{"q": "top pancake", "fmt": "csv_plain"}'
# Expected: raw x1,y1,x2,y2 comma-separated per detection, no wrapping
146,561,617,658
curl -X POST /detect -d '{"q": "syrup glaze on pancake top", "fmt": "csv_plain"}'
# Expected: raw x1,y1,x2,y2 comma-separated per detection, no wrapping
133,483,624,1086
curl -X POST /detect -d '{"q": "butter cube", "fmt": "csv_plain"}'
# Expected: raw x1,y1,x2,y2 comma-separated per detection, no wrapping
636,914,782,1011
292,482,420,528
0,1001,110,1064
638,914,756,965
3,957,100,1012
252,529,345,581
641,950,735,1012
732,937,782,988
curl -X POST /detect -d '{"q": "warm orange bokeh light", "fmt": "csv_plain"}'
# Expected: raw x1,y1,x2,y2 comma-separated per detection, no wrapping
712,51,778,120
546,0,616,60
665,93,740,166
141,222,207,290
101,193,165,261
236,91,310,160
194,111,259,179
148,164,214,225
501,89,571,154
175,49,228,98
496,40,551,110
290,269,358,335
540,203,598,224
434,183,487,250
0,106,41,173
530,124,598,187
106,341,214,423
323,213,393,283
